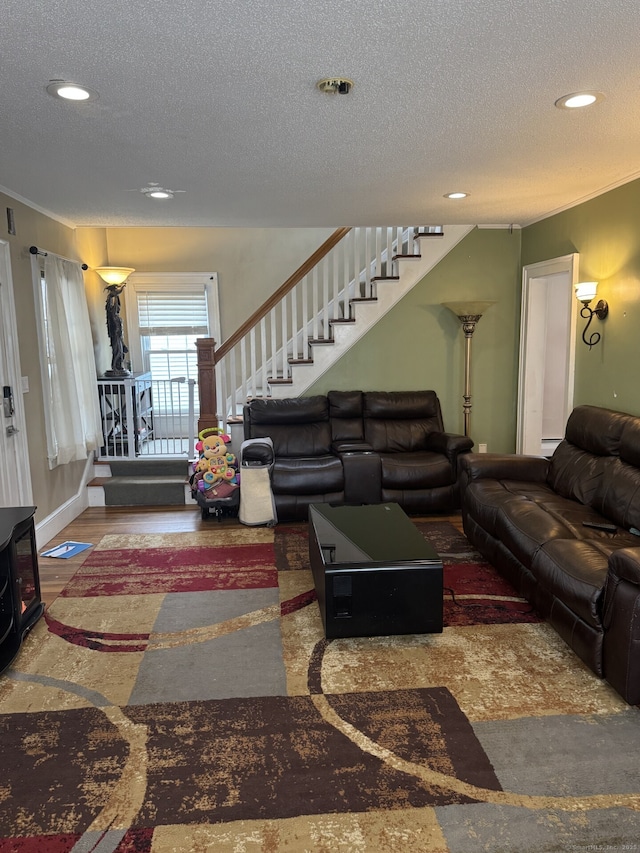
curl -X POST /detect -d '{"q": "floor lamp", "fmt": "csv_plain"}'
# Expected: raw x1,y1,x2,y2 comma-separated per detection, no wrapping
442,301,496,437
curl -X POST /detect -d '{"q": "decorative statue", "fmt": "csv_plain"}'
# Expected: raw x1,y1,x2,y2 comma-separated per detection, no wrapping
104,284,130,376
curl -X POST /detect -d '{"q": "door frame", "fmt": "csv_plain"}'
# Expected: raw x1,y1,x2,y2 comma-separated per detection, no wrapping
0,240,33,506
516,253,579,455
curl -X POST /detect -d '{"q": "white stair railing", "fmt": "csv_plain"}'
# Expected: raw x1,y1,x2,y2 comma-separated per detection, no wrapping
214,226,442,419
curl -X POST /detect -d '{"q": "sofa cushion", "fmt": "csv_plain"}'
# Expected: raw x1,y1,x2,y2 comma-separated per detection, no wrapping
532,539,608,629
546,442,611,507
495,500,574,570
379,451,454,489
546,405,636,507
246,396,332,456
328,390,364,443
598,458,640,530
464,479,554,530
564,404,632,456
620,419,640,468
247,395,329,425
363,391,444,452
272,455,344,495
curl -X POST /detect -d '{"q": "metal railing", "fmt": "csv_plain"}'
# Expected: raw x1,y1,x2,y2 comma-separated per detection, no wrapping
97,375,197,459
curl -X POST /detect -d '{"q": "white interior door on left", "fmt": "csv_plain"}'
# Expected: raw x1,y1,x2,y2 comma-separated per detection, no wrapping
0,241,32,507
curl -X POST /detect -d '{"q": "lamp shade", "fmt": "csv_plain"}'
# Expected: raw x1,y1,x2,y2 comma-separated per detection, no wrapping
442,300,496,318
574,281,598,303
94,267,135,286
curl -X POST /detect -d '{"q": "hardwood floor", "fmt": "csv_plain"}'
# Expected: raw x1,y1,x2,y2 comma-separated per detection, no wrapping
37,505,464,607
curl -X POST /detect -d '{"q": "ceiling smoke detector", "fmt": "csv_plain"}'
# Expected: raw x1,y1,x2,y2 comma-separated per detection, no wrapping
317,77,354,95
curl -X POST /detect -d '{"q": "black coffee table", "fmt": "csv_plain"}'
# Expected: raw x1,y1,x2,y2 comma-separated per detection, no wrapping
308,502,443,639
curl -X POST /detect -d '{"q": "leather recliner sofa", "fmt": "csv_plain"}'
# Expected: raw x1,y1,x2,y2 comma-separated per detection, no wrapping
459,404,640,705
242,390,473,521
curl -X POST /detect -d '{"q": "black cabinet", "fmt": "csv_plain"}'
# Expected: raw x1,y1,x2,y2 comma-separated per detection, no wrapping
0,506,44,674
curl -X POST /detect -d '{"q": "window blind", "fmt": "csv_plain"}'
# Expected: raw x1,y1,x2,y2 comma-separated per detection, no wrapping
136,288,209,336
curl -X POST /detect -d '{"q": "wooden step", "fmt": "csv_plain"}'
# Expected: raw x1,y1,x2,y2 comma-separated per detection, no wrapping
267,377,293,385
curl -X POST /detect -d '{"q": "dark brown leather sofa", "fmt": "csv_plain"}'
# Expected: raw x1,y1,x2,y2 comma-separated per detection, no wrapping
460,404,640,705
242,390,473,521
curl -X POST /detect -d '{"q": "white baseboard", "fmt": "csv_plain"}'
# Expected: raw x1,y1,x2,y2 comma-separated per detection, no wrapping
34,456,93,549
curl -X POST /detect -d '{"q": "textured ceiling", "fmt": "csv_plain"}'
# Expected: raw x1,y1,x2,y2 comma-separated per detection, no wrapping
1,0,640,228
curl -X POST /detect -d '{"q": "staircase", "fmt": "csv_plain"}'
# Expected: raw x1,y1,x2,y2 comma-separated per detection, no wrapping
210,224,474,420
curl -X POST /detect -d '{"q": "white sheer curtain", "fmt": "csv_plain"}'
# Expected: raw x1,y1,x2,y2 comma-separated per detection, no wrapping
37,254,102,468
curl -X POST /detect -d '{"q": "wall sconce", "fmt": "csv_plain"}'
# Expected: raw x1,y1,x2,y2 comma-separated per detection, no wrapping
94,267,135,286
574,282,608,349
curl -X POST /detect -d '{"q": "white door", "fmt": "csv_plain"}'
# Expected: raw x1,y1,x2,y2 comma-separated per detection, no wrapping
0,241,33,506
516,254,579,456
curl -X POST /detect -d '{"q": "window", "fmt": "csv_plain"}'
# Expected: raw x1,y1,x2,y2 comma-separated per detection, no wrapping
125,273,220,414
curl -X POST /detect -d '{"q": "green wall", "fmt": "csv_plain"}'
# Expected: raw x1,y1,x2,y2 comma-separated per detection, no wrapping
522,178,640,416
309,227,523,453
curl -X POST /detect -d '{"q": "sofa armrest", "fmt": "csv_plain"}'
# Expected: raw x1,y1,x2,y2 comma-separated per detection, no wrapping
425,432,473,466
333,444,381,504
602,547,640,705
459,452,549,483
332,441,375,454
606,547,640,592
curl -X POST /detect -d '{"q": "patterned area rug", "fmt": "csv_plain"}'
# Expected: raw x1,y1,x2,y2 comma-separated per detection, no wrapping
1,520,639,852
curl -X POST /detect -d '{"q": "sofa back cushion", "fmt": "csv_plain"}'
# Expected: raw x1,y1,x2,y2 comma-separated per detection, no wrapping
363,391,444,452
596,419,640,529
546,442,611,507
328,390,364,442
244,396,332,456
547,405,637,509
564,405,632,456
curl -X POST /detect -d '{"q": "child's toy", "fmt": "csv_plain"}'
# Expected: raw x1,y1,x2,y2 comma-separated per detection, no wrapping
195,429,238,490
191,428,240,520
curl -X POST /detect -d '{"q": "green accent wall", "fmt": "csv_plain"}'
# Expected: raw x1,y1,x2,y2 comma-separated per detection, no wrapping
308,227,522,453
522,177,640,416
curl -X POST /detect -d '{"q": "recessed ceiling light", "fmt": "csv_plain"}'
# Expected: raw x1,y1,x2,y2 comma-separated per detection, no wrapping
138,183,185,200
555,91,604,109
46,80,98,102
444,192,469,200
